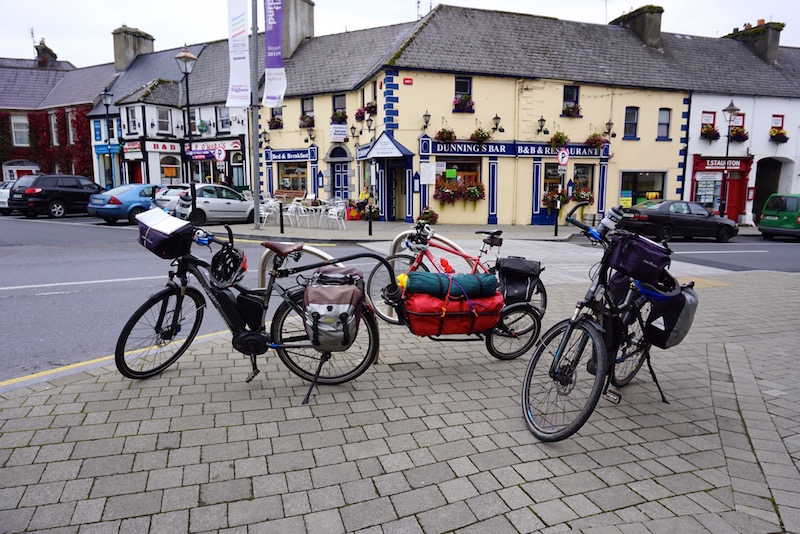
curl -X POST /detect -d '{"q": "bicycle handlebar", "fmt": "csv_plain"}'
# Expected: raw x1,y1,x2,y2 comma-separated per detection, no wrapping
565,202,592,232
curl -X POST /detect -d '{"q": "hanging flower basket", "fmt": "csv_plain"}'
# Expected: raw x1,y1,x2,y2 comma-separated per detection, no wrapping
469,127,492,145
354,108,366,122
770,128,789,144
453,94,474,113
571,187,594,204
728,126,749,143
435,128,457,143
299,114,315,128
700,124,720,141
365,101,378,115
550,131,569,150
433,179,457,206
584,133,608,149
562,104,581,118
269,116,283,130
543,189,570,215
417,206,439,225
330,110,348,124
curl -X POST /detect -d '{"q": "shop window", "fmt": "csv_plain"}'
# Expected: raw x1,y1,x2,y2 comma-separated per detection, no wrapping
436,157,480,185
11,116,29,146
50,113,58,146
543,163,562,197
160,155,181,184
218,107,231,132
572,164,593,191
562,86,580,117
657,108,671,140
157,108,171,133
623,107,639,140
127,108,138,134
279,162,308,191
621,171,664,205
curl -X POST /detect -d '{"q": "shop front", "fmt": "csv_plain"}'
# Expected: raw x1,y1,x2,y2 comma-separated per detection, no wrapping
264,146,319,199
690,154,753,222
187,138,246,189
122,142,145,184
357,133,414,221
145,141,183,185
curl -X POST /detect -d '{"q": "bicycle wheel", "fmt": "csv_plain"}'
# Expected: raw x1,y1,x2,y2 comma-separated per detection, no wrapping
530,279,548,317
485,303,541,360
611,301,651,387
115,286,205,379
522,318,608,442
271,291,379,385
366,254,428,324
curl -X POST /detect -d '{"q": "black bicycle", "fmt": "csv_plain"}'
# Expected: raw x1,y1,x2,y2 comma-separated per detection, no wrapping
115,213,398,403
521,202,694,442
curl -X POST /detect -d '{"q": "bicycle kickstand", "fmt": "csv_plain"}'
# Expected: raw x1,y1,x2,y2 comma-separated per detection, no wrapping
645,353,669,404
245,354,261,383
302,352,331,405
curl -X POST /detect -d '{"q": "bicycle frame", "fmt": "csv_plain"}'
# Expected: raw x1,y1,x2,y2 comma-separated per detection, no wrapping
409,239,492,274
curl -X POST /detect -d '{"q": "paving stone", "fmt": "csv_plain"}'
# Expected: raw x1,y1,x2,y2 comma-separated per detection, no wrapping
70,497,106,525
403,461,456,489
102,490,162,521
505,507,547,533
90,472,147,498
150,510,190,532
305,509,345,534
390,485,446,516
199,478,252,506
228,495,283,525
0,507,34,533
309,461,361,488
189,503,228,533
308,485,346,511
416,501,477,533
27,501,77,530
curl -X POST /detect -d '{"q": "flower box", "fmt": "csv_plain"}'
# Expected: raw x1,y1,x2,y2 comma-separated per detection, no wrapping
550,131,569,150
561,104,581,118
354,108,366,122
299,115,315,128
453,94,474,113
330,110,347,125
700,124,720,141
729,126,749,143
770,128,789,144
417,206,439,225
269,116,283,130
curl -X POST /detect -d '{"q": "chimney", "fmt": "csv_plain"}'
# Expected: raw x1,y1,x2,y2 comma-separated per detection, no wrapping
34,38,58,68
112,25,155,71
610,5,664,48
280,0,314,59
725,21,784,65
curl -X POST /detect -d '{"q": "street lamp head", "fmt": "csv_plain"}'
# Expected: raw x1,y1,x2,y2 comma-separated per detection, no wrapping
100,87,113,108
722,99,740,124
175,45,198,75
366,117,374,132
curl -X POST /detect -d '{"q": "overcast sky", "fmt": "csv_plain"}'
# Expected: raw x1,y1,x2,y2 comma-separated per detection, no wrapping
2,0,799,68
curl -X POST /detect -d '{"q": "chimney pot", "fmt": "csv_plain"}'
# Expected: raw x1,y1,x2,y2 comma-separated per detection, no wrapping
758,18,765,26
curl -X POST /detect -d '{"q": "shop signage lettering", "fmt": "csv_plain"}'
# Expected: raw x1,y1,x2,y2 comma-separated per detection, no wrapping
433,142,512,155
706,159,742,169
516,143,600,157
269,149,310,161
123,142,141,153
146,141,180,152
191,140,241,151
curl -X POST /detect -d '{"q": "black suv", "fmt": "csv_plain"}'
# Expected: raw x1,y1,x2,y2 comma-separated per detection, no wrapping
8,174,104,218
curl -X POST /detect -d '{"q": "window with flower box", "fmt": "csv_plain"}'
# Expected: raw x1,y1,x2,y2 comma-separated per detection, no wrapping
453,77,473,112
573,164,593,191
436,157,480,185
657,108,671,140
623,107,639,140
562,86,580,117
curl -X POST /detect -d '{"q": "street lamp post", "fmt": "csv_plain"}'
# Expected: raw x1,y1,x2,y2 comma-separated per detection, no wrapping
175,46,198,216
100,87,113,188
720,99,740,220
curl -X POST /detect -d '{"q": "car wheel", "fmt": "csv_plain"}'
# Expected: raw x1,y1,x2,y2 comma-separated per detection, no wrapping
189,210,206,225
128,207,145,225
103,217,118,225
47,200,66,218
761,232,774,240
657,225,674,242
716,227,732,243
246,211,254,224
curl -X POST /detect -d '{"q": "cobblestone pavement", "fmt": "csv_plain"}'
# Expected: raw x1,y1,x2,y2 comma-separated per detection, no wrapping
1,261,798,533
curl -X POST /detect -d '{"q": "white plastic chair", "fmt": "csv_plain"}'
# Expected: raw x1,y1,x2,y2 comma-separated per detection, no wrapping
321,206,346,230
286,202,312,228
260,200,279,225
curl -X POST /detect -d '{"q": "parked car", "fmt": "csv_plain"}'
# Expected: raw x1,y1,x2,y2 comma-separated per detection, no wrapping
8,174,104,218
758,193,800,240
175,184,254,224
154,184,191,215
87,183,161,224
0,181,17,215
619,199,739,242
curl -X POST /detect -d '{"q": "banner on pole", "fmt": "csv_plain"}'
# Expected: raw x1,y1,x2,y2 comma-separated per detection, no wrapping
225,0,250,108
263,0,287,108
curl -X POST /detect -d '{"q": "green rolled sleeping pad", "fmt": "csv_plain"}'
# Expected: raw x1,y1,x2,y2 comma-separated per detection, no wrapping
404,272,498,298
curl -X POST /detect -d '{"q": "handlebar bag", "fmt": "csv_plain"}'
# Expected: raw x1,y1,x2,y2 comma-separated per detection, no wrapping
303,266,364,353
608,233,670,286
404,272,498,299
644,285,698,349
402,291,504,336
136,208,194,259
497,256,542,305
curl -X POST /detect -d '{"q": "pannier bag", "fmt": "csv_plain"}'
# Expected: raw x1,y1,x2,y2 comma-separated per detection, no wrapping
401,272,498,299
497,256,542,305
609,232,671,286
402,291,504,336
303,266,364,353
136,208,194,259
607,271,632,306
645,286,699,349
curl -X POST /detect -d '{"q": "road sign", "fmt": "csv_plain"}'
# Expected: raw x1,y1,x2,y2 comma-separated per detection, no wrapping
557,148,569,166
557,165,567,176
213,146,227,162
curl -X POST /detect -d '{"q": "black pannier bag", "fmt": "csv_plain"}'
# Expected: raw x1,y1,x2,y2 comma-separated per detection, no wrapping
645,286,699,349
136,208,194,259
303,266,364,353
608,233,670,286
497,256,541,305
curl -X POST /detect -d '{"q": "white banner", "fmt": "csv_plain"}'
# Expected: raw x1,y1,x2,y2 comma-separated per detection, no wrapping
262,0,287,108
225,0,250,108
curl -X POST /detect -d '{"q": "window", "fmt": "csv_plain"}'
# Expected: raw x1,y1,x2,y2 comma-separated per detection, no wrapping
217,107,230,131
189,109,197,134
50,113,58,146
657,108,671,140
160,155,181,183
333,94,346,113
573,164,593,191
106,116,114,141
621,171,664,205
11,116,29,146
302,97,314,117
454,77,473,112
436,157,480,185
543,163,562,203
623,107,639,139
700,111,716,127
157,108,171,133
279,162,307,190
66,110,75,144
562,86,580,116
127,108,138,134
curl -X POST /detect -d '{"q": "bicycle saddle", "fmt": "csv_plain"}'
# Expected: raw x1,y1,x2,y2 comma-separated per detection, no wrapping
475,230,503,237
261,241,305,257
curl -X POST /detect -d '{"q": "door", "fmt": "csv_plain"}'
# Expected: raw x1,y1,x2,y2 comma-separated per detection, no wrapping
56,176,82,211
392,168,405,222
333,163,348,199
196,186,222,221
666,201,695,237
218,186,248,221
725,174,746,222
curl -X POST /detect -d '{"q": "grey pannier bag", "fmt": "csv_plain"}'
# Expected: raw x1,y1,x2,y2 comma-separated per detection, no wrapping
644,285,699,349
303,266,364,353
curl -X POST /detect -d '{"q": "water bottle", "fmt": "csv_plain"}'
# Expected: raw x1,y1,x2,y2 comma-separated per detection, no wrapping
597,207,624,237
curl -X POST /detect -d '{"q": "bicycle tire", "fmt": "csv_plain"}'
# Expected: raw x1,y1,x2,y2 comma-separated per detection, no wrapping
115,286,205,379
485,303,541,360
611,301,651,387
366,254,428,324
271,290,379,385
531,279,548,318
522,318,608,442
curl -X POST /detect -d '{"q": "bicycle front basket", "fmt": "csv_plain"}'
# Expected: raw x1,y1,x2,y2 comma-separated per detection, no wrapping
136,208,194,259
608,233,670,286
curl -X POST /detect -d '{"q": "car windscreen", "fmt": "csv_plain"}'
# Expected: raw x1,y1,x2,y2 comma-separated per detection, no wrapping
14,176,36,189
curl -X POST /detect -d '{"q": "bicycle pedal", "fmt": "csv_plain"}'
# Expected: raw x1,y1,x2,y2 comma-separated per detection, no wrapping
245,369,260,383
602,391,621,404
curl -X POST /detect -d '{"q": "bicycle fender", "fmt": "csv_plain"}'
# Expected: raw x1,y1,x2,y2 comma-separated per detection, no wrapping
573,314,604,334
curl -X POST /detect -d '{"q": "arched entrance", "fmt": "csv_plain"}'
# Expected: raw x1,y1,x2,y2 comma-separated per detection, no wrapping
753,158,782,224
324,145,352,199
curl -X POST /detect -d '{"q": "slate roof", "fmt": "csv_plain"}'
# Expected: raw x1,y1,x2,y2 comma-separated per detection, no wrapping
38,63,118,109
0,61,73,110
117,79,182,107
186,38,264,105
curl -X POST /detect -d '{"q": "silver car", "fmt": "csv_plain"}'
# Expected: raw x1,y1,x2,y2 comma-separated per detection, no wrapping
154,184,190,215
174,184,254,224
0,180,17,215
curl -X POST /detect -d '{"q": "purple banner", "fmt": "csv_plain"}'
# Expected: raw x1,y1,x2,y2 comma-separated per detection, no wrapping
263,0,286,108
